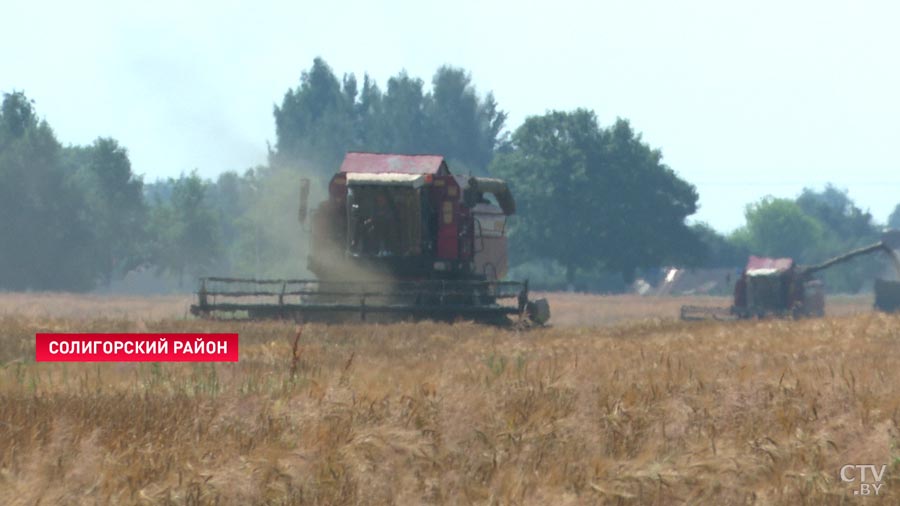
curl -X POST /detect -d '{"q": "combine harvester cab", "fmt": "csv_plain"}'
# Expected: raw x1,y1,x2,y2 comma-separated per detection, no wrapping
191,152,550,325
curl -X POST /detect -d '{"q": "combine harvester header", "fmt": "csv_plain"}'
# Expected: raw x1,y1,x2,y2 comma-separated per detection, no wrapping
192,152,550,325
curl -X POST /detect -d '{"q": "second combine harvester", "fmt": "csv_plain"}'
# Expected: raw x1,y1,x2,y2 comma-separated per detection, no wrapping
680,229,900,320
192,152,550,325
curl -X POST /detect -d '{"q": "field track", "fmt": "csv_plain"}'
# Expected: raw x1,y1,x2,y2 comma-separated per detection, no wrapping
1,292,897,505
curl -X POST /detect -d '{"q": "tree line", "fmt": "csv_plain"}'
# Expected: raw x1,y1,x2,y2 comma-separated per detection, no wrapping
272,57,505,177
2,58,899,293
710,187,893,293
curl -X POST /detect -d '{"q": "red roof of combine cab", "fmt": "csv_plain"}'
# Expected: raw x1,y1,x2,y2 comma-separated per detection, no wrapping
745,256,794,276
339,152,449,175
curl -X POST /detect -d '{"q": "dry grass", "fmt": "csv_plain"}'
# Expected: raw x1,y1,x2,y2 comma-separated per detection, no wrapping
0,291,873,326
0,292,192,321
0,293,898,505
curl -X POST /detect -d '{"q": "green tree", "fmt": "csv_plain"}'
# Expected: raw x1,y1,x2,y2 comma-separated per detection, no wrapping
148,172,222,287
690,222,749,267
889,204,900,229
207,169,254,273
425,66,507,172
378,72,429,155
740,197,824,261
271,58,508,176
234,167,311,277
796,185,877,244
272,58,355,174
67,138,146,284
354,74,384,149
490,109,699,285
795,185,881,292
0,91,97,290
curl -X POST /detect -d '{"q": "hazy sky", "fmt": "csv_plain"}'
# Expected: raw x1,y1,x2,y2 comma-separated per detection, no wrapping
4,0,899,232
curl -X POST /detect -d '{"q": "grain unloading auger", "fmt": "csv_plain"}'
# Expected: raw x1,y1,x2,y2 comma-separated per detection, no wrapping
680,229,900,321
191,152,550,325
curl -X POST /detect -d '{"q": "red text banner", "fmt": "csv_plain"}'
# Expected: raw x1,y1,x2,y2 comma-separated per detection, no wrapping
35,333,239,362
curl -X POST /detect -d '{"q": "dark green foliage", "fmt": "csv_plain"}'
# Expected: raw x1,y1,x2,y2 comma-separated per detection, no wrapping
0,90,233,292
0,92,97,290
425,67,506,171
0,91,36,139
147,172,222,287
690,223,749,268
273,58,355,173
740,197,824,261
490,109,700,285
888,203,900,230
7,66,893,295
379,72,429,156
203,166,308,278
207,170,255,271
795,186,883,292
272,58,506,177
796,185,878,246
67,138,147,285
731,187,886,293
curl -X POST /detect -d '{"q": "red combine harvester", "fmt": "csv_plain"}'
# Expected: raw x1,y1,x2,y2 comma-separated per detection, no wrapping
730,256,825,319
681,230,900,320
191,152,550,325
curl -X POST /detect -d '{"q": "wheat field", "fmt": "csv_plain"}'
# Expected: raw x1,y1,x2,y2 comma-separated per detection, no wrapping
0,292,897,505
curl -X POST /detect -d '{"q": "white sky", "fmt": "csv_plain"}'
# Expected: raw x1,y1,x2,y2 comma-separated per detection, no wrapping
3,0,899,232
